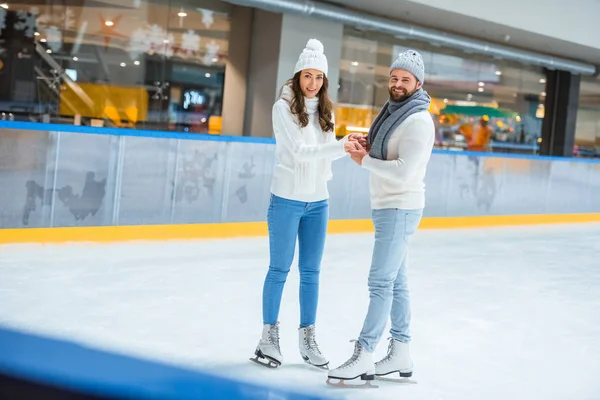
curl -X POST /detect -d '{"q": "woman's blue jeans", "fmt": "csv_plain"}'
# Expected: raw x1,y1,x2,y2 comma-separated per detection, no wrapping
262,194,329,328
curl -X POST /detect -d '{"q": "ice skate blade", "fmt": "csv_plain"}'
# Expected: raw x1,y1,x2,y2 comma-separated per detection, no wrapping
249,355,281,369
311,363,329,371
375,371,417,384
325,376,378,389
301,356,329,370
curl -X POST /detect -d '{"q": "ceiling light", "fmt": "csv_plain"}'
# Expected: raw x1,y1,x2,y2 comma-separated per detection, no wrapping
134,60,140,66
478,88,484,92
351,61,359,66
478,82,485,87
46,49,52,54
541,92,546,96
34,32,40,37
120,62,126,67
205,73,211,78
178,11,187,17
105,21,114,27
40,38,47,43
72,56,78,61
495,70,502,76
0,4,8,10
540,78,546,83
212,57,218,63
443,98,448,103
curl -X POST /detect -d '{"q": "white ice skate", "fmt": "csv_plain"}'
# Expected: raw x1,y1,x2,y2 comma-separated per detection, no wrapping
326,340,377,388
374,338,416,383
250,322,283,368
299,325,329,370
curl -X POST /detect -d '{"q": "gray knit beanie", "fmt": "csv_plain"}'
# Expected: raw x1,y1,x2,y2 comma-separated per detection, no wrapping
390,49,425,84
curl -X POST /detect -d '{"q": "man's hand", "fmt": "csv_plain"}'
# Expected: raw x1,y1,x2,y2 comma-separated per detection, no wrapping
348,142,368,166
347,133,367,148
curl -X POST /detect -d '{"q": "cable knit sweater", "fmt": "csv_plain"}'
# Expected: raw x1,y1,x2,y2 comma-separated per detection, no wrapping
362,111,435,210
270,85,348,202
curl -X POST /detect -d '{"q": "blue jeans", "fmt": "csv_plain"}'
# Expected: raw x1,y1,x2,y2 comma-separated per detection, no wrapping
358,208,423,352
262,194,329,328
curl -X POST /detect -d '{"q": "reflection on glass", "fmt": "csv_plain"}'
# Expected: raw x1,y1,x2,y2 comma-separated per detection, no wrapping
337,28,547,155
0,0,231,134
576,76,600,157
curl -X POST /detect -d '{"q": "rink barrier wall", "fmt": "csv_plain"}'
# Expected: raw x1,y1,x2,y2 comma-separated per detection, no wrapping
2,214,600,244
0,326,333,400
1,121,600,244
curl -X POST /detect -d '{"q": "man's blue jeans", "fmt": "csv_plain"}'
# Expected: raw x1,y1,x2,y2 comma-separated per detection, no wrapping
358,208,423,352
262,194,329,328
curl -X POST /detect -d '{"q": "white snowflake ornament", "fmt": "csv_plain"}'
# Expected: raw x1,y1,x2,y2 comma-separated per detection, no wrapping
0,8,7,33
44,26,63,52
181,30,200,56
15,10,37,38
202,40,219,65
200,9,214,29
128,27,150,59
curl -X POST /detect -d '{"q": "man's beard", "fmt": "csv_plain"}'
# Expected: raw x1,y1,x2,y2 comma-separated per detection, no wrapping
389,86,416,102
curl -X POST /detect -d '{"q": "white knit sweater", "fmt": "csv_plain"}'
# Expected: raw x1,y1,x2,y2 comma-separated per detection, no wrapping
270,86,348,202
362,111,435,210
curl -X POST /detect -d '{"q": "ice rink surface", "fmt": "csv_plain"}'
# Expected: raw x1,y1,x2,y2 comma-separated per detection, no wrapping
1,223,600,400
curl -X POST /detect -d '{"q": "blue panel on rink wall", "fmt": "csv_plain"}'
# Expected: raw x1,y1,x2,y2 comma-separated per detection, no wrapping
51,132,114,227
0,128,53,229
171,139,228,224
222,141,275,222
1,121,600,229
0,327,333,400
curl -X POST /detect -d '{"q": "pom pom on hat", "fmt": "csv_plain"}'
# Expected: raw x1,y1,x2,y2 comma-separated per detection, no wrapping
294,38,328,76
305,38,324,53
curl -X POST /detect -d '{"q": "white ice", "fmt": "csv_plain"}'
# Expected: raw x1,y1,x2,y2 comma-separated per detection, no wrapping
1,223,600,400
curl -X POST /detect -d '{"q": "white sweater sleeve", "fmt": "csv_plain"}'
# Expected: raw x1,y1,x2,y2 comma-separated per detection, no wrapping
273,102,347,162
361,118,433,182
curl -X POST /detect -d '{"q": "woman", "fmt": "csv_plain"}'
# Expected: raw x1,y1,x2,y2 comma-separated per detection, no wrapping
250,39,365,370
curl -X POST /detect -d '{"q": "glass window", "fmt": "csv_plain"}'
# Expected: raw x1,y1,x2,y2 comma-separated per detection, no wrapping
576,76,600,157
0,0,232,134
337,28,547,154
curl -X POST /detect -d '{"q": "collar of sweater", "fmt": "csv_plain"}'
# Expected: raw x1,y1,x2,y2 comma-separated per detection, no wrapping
281,84,319,114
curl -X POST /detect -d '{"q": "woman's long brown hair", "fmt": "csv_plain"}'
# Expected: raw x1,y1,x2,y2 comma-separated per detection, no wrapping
283,71,334,133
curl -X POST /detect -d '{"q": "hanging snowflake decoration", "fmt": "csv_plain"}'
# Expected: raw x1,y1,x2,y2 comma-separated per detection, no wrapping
199,9,214,29
146,24,167,55
14,10,37,38
202,40,219,65
181,30,200,56
0,8,7,34
44,26,62,52
128,27,150,59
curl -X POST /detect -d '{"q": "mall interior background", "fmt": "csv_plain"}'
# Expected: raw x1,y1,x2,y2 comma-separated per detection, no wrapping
0,0,599,157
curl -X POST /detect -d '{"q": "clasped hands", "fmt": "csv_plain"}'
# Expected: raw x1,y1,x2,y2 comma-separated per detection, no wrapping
344,133,369,166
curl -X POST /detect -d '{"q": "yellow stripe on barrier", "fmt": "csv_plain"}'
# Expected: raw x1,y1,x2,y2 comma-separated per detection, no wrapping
1,214,599,244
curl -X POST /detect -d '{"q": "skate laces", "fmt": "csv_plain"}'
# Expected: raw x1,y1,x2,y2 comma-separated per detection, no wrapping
338,340,362,369
378,337,396,365
303,326,322,354
268,324,281,353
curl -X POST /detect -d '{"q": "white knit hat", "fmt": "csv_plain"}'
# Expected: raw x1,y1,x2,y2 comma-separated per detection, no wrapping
294,39,328,76
390,49,425,84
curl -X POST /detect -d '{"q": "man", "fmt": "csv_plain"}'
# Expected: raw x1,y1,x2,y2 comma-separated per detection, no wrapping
327,49,435,387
